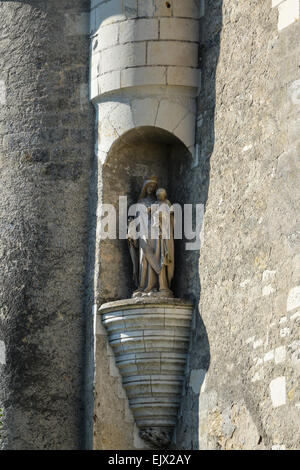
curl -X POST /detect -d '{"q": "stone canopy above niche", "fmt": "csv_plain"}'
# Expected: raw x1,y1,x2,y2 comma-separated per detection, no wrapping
95,91,197,164
90,0,202,97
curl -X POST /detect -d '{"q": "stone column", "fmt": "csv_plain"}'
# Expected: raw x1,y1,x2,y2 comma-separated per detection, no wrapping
89,0,203,449
0,1,93,449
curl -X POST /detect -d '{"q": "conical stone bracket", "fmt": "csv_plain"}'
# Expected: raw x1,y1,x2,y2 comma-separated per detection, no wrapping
99,298,193,448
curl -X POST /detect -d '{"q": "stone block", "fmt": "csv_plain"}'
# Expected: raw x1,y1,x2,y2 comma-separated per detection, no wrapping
167,66,200,88
165,316,191,328
136,358,161,374
269,377,286,407
160,17,199,41
124,313,165,329
278,0,300,31
122,308,165,315
90,77,99,99
90,52,101,79
100,42,146,74
155,99,189,132
108,101,134,136
97,22,119,50
121,65,166,87
173,0,202,18
147,41,198,67
119,18,158,43
262,270,277,283
99,70,121,94
132,97,159,126
154,0,172,17
138,0,155,17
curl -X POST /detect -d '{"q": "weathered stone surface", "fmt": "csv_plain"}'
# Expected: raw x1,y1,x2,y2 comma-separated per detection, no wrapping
160,17,199,42
175,0,300,450
0,0,94,450
147,41,198,67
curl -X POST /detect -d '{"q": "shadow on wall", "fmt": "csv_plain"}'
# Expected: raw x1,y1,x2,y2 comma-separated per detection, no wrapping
173,0,222,450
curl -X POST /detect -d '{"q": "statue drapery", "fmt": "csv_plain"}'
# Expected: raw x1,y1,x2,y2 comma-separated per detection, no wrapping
127,177,174,298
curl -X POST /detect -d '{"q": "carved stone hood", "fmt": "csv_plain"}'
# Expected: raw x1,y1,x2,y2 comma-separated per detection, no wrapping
99,298,193,448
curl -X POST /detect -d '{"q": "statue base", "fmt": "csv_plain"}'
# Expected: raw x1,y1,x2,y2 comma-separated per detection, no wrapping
132,288,173,299
99,297,193,448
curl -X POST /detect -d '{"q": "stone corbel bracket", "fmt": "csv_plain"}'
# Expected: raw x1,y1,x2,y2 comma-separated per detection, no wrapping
99,298,193,448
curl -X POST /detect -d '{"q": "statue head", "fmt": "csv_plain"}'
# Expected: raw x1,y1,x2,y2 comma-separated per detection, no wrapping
138,176,158,200
156,188,167,201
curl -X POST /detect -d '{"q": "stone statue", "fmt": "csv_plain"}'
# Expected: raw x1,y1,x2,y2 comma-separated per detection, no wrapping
127,177,174,298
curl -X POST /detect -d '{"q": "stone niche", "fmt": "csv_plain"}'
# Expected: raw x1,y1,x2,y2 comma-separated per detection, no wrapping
96,126,197,448
100,297,193,448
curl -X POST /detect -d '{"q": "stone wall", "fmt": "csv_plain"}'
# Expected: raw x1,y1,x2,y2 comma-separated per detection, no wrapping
176,0,300,450
0,0,298,451
0,0,94,449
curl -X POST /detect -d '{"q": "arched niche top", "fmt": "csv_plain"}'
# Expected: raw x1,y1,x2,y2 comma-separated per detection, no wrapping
105,125,191,167
95,94,196,165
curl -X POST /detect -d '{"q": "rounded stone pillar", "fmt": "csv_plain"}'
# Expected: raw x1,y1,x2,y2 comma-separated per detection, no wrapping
0,1,93,449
